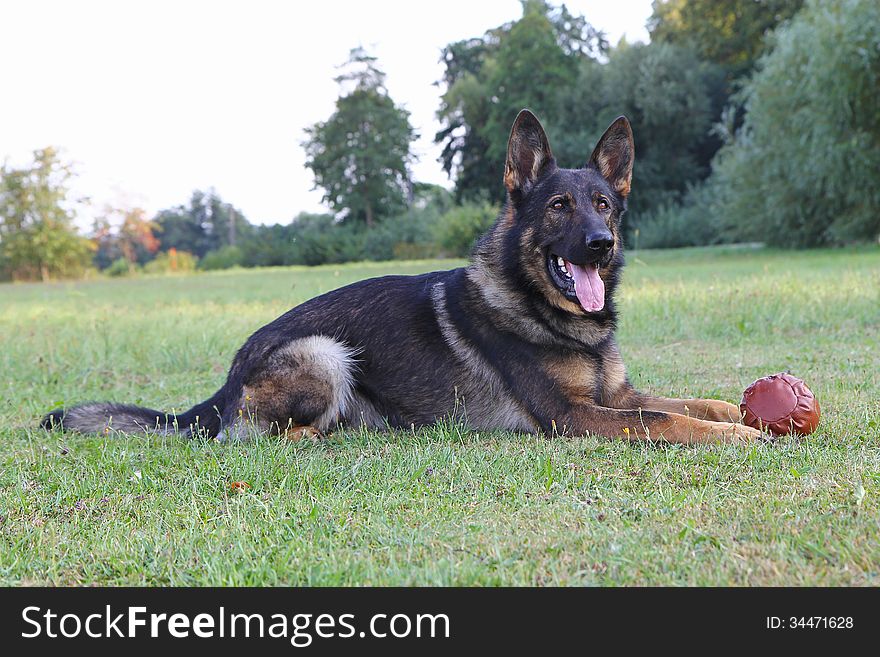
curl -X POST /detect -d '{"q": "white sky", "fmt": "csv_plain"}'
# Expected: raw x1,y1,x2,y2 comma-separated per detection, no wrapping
0,0,653,227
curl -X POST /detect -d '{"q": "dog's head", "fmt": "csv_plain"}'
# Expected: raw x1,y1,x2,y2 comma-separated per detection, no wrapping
502,109,634,316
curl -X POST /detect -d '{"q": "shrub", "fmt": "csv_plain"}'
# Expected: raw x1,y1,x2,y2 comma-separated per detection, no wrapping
240,224,299,267
392,242,438,260
362,209,438,261
143,248,198,274
433,201,499,257
105,257,136,277
199,245,244,270
287,215,365,266
635,182,722,249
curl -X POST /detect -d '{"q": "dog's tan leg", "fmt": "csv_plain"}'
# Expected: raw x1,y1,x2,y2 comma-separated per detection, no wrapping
602,382,744,423
635,397,743,423
554,406,761,444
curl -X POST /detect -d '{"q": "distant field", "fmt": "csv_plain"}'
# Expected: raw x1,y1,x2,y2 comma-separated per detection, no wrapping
1,246,878,585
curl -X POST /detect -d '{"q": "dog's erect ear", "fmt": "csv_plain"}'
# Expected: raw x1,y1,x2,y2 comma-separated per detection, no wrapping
588,116,634,198
504,109,555,197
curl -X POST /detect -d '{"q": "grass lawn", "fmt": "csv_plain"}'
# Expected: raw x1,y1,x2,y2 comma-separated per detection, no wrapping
1,246,878,586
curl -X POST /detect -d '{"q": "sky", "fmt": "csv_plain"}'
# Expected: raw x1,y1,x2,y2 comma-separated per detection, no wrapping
0,0,654,227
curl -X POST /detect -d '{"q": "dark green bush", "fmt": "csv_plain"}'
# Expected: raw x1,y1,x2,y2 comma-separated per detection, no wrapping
286,214,365,266
634,183,722,249
199,245,244,270
105,257,135,277
432,201,499,257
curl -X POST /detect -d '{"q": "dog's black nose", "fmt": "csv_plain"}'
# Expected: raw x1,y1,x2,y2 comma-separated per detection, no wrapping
586,231,614,254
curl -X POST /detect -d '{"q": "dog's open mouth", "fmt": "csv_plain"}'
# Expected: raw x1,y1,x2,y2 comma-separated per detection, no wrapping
547,252,605,312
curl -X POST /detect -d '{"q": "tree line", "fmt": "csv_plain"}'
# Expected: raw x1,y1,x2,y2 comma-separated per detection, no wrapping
1,0,877,281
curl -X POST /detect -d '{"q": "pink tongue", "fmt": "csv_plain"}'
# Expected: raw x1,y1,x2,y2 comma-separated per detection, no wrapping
567,260,605,312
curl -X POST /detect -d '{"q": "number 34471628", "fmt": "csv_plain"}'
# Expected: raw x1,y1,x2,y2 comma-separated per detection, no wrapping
766,617,853,629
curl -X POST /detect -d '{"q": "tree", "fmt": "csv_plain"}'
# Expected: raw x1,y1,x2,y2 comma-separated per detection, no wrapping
435,0,729,235
590,41,724,225
154,202,204,257
702,0,880,247
118,208,161,263
436,0,606,203
93,206,161,269
303,48,416,226
648,0,804,83
435,35,500,203
154,189,249,258
0,148,94,281
482,1,580,182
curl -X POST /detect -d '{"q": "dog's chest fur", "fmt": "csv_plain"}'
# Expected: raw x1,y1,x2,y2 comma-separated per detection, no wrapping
430,278,628,431
430,282,538,432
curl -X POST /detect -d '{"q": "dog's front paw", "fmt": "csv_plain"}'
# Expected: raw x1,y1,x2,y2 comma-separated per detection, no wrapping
710,421,763,443
701,400,743,423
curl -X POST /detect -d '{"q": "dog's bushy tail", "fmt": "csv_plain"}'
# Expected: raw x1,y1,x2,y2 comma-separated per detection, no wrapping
40,388,226,439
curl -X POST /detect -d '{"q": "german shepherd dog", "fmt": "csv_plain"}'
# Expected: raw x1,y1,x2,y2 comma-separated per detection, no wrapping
42,110,762,444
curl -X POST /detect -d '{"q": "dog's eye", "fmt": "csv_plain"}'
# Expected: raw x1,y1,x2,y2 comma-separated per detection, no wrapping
596,197,610,211
550,199,565,210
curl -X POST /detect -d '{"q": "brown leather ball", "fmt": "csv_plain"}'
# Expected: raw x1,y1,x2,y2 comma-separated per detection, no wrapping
740,373,820,436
